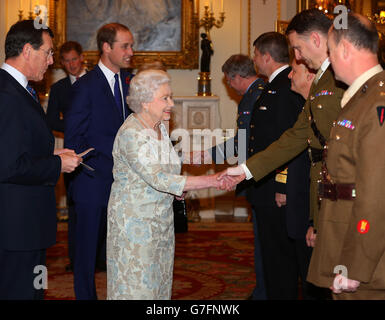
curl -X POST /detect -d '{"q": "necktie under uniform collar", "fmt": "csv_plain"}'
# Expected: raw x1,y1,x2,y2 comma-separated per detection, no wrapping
313,59,330,85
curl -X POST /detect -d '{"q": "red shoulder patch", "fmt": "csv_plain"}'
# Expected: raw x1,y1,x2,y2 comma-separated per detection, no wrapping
377,107,385,126
357,220,370,234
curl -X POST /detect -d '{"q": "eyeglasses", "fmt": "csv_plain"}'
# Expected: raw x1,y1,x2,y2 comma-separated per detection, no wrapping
39,48,55,58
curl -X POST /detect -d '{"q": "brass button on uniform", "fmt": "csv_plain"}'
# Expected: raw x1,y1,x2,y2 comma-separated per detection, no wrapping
336,135,341,140
332,121,336,127
250,136,255,141
317,104,323,109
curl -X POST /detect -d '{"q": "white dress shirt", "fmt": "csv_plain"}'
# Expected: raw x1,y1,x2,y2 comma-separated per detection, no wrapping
69,68,87,85
269,65,289,83
1,63,29,94
98,60,125,119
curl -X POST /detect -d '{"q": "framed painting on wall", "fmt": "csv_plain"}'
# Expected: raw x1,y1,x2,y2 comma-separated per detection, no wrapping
49,0,199,70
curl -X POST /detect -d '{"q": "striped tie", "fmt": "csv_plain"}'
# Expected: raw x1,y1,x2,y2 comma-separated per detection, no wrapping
26,84,39,103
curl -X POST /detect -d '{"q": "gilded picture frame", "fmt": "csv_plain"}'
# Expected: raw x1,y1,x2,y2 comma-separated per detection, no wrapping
275,20,289,34
49,0,199,70
297,0,313,12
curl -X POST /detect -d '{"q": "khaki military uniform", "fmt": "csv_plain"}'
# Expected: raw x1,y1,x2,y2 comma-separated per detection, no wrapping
246,66,345,228
307,70,385,300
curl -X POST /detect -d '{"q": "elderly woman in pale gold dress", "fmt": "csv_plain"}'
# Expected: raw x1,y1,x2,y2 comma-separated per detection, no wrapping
106,69,232,300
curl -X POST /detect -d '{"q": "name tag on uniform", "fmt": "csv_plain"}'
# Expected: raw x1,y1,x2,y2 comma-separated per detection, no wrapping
259,106,267,111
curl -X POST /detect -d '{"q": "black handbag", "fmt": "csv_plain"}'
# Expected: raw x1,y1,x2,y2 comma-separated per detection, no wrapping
173,198,188,233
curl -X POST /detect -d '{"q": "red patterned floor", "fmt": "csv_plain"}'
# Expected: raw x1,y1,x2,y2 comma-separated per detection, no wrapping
45,221,255,300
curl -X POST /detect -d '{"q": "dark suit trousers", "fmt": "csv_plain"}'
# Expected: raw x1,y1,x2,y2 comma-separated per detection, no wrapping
74,202,107,300
253,205,313,300
251,208,267,300
0,249,46,300
64,173,76,265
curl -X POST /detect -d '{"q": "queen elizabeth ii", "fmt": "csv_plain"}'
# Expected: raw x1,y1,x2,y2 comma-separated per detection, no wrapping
106,69,232,299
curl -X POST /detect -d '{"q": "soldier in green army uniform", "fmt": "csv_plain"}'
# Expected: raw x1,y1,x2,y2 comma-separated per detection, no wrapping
307,13,385,300
219,9,346,246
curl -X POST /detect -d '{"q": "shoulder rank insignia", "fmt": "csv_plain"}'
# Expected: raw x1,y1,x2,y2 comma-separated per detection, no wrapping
315,90,334,97
377,107,385,126
337,119,355,130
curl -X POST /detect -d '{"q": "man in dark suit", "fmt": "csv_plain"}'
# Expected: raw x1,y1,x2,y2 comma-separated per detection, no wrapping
64,23,134,300
0,20,81,300
209,54,267,300
46,41,86,132
247,32,309,299
46,41,87,273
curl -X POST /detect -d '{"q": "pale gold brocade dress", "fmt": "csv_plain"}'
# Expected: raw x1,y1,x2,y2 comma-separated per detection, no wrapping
107,114,187,300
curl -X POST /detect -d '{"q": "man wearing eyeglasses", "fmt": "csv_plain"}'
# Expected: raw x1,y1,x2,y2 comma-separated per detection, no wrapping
0,20,81,300
64,23,134,300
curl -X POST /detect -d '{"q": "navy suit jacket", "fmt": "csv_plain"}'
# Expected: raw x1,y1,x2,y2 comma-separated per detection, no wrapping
247,67,310,238
211,78,265,194
64,65,133,206
0,69,61,250
46,76,72,132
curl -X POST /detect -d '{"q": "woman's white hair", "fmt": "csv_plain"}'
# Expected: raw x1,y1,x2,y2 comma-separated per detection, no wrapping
126,69,171,113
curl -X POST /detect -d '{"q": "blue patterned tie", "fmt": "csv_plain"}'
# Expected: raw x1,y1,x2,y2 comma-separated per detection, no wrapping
114,74,124,119
26,84,39,103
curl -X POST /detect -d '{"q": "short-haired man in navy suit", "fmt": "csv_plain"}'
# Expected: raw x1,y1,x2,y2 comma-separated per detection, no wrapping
64,23,134,300
0,20,81,300
246,32,311,299
47,41,86,133
46,41,87,273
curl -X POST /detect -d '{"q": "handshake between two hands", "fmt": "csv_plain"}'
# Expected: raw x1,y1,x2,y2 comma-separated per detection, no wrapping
183,150,247,192
213,166,246,192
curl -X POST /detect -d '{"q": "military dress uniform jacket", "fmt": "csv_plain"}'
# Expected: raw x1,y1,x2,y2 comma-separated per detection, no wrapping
211,78,264,195
307,70,385,297
246,67,305,207
246,66,346,228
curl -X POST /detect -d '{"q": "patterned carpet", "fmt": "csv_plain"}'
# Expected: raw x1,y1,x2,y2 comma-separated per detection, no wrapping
45,221,255,300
